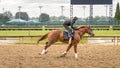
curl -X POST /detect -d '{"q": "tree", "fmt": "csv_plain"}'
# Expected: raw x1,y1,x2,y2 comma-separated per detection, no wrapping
15,12,29,21
50,16,58,21
39,13,50,22
3,11,13,20
114,2,120,20
0,13,10,24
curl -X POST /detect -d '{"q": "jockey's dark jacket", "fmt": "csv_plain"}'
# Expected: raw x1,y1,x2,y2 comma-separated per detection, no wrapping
63,20,78,30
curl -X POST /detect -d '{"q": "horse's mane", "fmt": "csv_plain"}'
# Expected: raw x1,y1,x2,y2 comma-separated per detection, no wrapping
77,26,89,29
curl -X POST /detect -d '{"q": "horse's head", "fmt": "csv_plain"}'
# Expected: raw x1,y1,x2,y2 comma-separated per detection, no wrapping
77,26,95,37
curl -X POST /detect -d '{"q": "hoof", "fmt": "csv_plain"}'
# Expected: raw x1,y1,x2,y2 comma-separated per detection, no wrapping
39,51,48,55
60,53,66,57
44,51,48,54
75,58,78,61
60,55,65,57
38,53,41,55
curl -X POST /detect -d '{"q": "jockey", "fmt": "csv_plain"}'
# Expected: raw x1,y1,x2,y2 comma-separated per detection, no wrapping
63,16,79,38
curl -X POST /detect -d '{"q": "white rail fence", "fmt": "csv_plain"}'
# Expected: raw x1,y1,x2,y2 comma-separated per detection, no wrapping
0,36,119,45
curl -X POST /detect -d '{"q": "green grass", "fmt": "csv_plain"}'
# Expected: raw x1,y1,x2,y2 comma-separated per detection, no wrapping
93,30,120,36
0,30,120,36
0,30,49,36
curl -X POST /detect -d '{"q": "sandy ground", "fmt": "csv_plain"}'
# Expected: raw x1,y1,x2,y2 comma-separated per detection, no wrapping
0,44,120,68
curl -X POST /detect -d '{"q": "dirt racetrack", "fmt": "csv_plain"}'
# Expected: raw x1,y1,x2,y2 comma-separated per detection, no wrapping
0,44,120,68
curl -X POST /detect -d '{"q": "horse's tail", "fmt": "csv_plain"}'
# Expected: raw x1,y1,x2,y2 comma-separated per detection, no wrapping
37,33,48,45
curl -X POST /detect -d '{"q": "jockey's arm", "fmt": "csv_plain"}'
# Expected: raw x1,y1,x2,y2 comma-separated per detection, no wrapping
71,23,79,30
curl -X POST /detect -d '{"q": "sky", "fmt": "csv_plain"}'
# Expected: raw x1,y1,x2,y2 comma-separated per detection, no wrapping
0,0,120,18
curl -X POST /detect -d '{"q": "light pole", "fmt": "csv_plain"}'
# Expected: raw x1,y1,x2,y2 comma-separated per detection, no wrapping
39,6,42,22
82,6,86,19
105,5,108,21
18,6,22,19
61,6,64,21
2,8,4,13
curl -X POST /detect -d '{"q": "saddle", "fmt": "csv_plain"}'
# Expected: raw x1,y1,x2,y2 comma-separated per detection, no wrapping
63,29,75,40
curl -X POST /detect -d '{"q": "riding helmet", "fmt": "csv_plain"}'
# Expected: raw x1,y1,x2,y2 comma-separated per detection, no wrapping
73,16,78,20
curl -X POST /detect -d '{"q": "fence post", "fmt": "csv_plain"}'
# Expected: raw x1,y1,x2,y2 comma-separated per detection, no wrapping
42,26,45,30
115,36,118,46
109,25,113,30
117,36,118,46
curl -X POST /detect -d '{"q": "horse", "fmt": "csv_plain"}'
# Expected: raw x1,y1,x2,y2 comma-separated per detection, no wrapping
37,26,94,59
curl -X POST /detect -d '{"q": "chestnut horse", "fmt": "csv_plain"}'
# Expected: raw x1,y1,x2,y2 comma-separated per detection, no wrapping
37,26,94,59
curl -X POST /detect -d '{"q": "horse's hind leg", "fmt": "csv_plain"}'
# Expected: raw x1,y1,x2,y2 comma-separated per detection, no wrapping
40,35,58,55
41,42,51,54
41,39,57,55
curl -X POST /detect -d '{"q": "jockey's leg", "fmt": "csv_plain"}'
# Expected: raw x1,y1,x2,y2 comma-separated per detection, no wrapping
63,25,72,38
74,44,78,59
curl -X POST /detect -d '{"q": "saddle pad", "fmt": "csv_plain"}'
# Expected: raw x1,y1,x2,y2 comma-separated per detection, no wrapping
63,30,74,40
63,31,69,40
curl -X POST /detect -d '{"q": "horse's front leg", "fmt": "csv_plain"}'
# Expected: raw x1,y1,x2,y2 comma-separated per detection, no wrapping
60,44,73,57
74,44,78,59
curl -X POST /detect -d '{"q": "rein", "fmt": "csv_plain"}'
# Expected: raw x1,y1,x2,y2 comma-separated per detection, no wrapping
76,28,85,33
